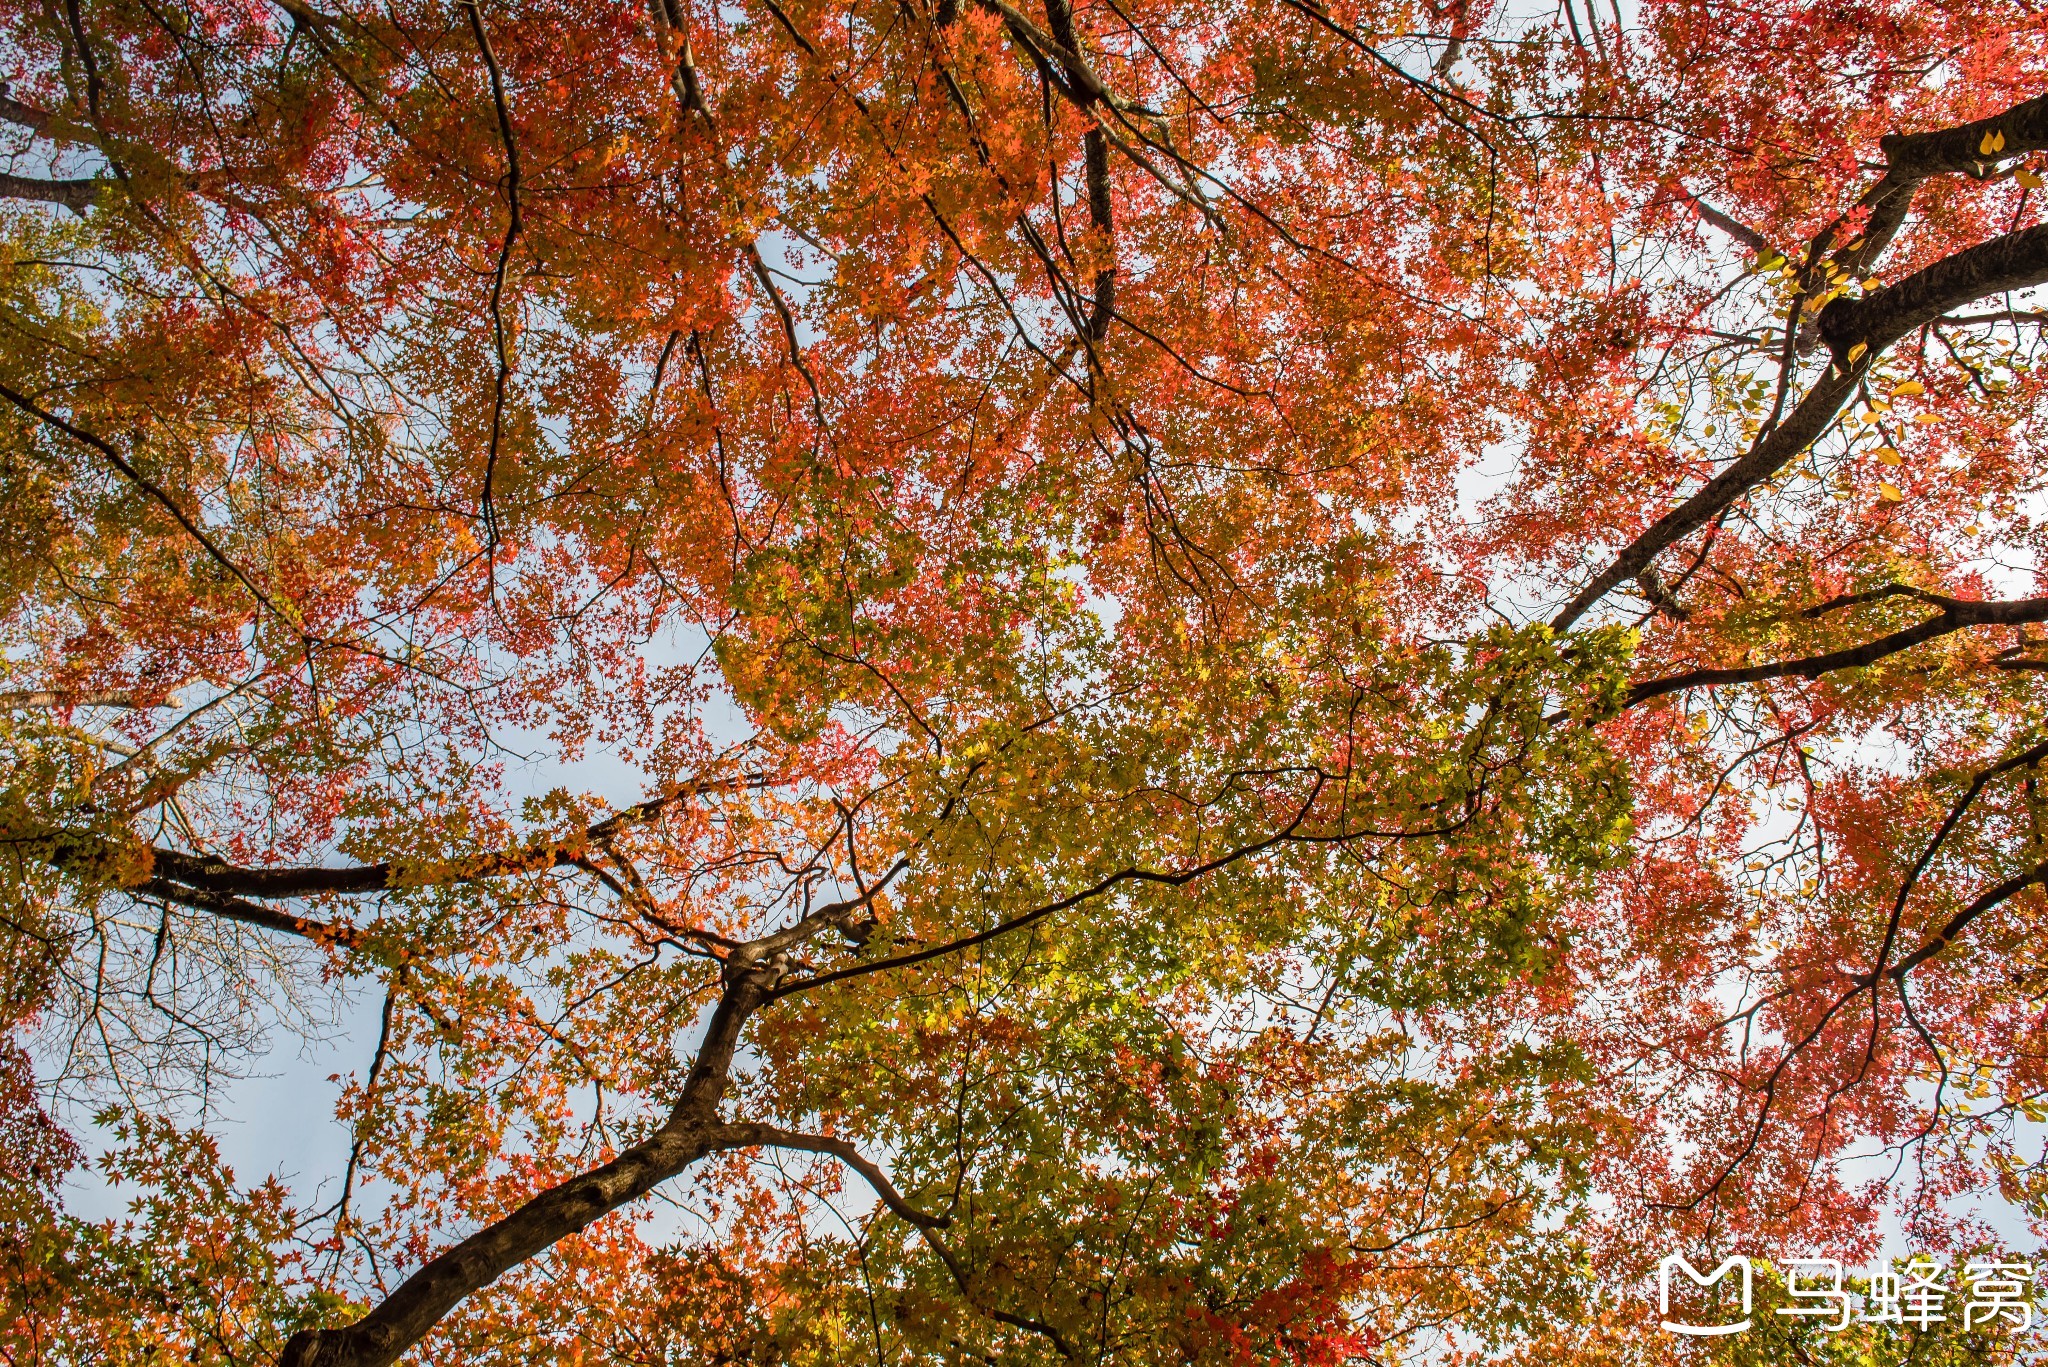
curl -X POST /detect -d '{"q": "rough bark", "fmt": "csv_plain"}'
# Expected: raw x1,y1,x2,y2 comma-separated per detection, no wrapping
0,170,102,211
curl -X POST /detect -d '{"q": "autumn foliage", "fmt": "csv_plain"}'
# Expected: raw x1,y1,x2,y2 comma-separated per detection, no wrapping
2,0,2048,1362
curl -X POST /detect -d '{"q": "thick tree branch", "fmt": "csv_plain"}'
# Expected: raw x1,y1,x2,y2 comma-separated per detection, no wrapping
1038,0,1115,340
0,86,55,136
146,845,401,898
1670,182,1777,256
1885,858,2048,983
1801,582,1932,618
43,775,754,907
1554,220,2048,630
732,856,908,965
0,170,102,211
1817,222,2048,362
1082,127,1114,340
1831,91,2048,280
270,773,977,1363
279,971,779,1367
0,81,103,147
0,688,179,708
134,876,364,947
975,0,1150,114
1622,593,2048,707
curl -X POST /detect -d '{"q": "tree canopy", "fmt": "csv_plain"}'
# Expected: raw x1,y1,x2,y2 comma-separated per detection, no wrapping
2,0,2047,1362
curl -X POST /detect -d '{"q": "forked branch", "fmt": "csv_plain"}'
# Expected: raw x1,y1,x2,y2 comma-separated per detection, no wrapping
1554,94,2048,631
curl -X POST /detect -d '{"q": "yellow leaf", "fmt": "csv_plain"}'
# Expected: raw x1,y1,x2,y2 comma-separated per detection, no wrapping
1981,131,2006,155
1876,448,1902,465
1913,413,1941,425
1965,524,1982,535
1890,380,1925,396
2019,168,2046,190
1879,482,1904,502
1846,342,1868,363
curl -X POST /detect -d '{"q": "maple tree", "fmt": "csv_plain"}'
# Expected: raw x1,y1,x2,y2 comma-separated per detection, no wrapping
2,0,2048,1361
